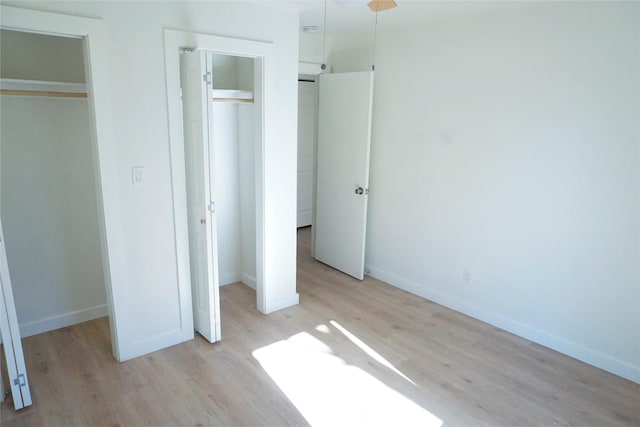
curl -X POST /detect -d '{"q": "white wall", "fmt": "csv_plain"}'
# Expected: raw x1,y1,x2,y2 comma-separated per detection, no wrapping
327,2,640,382
0,97,107,336
213,102,242,284
1,1,299,360
299,33,324,64
238,104,257,286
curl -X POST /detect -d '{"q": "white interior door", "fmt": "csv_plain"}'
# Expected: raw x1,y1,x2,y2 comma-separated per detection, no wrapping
297,79,316,228
314,71,374,280
0,218,32,409
181,51,221,343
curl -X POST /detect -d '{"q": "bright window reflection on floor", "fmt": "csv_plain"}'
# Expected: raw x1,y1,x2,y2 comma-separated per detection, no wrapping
253,328,443,427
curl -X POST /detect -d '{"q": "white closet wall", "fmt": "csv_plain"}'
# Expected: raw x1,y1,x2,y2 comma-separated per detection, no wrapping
211,54,256,287
237,105,256,286
0,31,107,337
213,103,242,282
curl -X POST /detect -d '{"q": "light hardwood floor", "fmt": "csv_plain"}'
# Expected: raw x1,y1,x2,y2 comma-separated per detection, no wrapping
2,226,639,426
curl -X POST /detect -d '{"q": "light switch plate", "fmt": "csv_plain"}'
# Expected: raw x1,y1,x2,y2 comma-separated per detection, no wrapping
132,166,143,186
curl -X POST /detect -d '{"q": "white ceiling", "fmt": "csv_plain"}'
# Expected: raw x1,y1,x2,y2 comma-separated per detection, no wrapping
267,1,534,35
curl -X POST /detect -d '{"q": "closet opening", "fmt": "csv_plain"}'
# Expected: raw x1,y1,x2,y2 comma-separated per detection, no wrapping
0,30,113,352
180,50,260,343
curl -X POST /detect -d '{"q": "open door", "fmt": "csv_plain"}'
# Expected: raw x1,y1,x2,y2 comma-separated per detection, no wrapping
0,218,32,409
181,51,221,343
314,71,374,280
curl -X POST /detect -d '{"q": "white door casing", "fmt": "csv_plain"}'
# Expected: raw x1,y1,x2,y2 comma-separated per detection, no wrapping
314,71,374,280
181,51,221,343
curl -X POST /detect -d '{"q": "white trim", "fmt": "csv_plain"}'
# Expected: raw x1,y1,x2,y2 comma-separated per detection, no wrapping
19,305,108,338
265,293,300,314
0,78,86,93
365,264,640,384
219,272,242,286
219,273,257,290
0,5,128,361
241,273,257,289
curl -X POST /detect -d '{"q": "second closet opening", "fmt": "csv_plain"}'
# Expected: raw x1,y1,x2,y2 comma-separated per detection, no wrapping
211,53,257,290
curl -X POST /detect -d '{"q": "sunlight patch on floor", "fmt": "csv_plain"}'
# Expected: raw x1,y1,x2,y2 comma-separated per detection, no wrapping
253,331,443,427
330,320,417,386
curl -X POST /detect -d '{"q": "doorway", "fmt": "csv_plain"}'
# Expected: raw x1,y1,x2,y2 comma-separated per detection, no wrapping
0,5,125,362
164,29,299,320
180,50,259,342
297,75,318,229
0,29,109,340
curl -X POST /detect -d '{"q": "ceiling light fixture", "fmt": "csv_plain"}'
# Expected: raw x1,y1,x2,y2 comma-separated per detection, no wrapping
368,0,397,13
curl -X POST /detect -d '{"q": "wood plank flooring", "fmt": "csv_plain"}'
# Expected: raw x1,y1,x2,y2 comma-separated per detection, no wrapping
2,226,638,426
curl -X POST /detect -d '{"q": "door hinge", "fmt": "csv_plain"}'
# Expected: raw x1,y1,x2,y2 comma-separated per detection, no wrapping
203,72,212,85
208,202,216,213
13,374,26,387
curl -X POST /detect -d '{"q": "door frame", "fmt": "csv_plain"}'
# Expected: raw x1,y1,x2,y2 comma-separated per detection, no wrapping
0,6,126,360
164,30,272,314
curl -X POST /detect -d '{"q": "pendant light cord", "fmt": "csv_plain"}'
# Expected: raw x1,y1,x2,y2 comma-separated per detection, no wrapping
321,0,327,70
372,10,378,71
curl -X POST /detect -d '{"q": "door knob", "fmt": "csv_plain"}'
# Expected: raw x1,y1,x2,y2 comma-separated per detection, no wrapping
355,187,364,195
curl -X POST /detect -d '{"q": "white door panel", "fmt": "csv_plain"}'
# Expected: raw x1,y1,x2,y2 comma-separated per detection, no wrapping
314,72,374,280
181,51,221,343
0,219,32,409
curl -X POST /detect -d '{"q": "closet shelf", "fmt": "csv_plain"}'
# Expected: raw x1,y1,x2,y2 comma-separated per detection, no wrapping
0,78,87,98
212,89,253,104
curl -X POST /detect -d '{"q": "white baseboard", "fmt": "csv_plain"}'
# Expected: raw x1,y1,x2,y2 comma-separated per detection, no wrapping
220,272,242,286
220,272,256,289
365,264,640,384
119,327,194,362
264,293,299,314
19,304,109,338
240,273,256,289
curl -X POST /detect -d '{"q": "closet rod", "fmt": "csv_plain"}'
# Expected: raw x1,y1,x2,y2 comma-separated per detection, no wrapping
0,89,87,98
212,97,254,104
